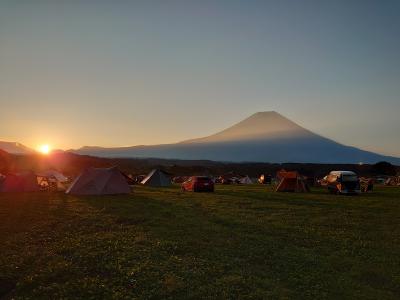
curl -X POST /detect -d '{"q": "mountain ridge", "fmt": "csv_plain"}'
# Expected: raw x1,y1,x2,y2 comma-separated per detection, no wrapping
70,112,400,164
0,141,34,155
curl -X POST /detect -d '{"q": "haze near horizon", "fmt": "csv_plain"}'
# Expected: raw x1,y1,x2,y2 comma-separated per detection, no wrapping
0,1,399,156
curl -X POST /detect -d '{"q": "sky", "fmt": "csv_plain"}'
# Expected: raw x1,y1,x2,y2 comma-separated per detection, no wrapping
0,0,399,156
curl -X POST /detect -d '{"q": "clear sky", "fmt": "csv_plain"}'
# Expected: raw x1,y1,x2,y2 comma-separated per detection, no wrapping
0,0,399,156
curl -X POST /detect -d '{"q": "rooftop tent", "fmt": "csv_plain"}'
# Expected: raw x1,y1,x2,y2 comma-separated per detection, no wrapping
141,169,171,187
66,167,131,195
0,171,40,192
275,170,309,193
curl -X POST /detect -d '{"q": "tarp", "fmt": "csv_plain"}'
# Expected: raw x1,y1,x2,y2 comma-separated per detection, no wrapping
66,167,131,195
141,169,171,187
0,171,40,192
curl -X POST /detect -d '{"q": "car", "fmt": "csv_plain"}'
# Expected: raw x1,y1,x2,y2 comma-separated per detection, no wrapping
326,171,361,195
181,176,214,192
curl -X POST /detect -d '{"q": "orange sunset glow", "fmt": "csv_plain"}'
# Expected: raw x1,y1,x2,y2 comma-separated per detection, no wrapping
38,144,51,155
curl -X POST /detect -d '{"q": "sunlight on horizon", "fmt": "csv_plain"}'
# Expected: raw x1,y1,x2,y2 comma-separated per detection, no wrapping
38,144,51,155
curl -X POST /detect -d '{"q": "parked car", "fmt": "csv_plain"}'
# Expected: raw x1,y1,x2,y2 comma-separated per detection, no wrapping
181,176,214,192
326,171,361,195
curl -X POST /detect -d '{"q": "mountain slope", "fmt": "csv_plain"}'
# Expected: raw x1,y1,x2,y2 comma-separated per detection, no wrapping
72,112,400,164
182,111,312,143
0,141,34,155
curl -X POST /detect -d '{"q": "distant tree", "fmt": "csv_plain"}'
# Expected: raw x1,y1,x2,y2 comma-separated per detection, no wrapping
371,161,397,176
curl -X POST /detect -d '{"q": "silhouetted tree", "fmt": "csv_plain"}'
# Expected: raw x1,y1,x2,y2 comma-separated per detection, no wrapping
372,161,396,176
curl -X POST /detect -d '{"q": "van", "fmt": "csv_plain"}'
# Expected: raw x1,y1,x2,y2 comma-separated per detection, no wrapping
326,171,361,195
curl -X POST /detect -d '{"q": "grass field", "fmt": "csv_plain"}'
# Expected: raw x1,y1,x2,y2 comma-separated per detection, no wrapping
0,185,399,299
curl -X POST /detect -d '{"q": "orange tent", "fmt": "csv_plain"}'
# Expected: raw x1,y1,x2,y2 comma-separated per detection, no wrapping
275,170,309,193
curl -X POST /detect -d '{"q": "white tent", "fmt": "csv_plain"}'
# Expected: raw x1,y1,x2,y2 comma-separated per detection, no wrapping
37,170,69,191
141,169,171,187
37,170,68,182
66,167,131,195
239,175,253,184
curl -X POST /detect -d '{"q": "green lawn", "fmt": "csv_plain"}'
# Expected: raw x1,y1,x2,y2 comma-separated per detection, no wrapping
0,185,399,299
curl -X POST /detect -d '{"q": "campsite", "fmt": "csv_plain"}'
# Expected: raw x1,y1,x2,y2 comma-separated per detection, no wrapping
1,151,400,299
2,1,400,299
1,183,400,299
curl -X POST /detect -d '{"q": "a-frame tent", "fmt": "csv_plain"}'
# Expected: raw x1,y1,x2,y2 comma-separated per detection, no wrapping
141,169,171,187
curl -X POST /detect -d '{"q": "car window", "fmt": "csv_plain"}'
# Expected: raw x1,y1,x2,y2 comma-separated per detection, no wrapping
342,175,358,182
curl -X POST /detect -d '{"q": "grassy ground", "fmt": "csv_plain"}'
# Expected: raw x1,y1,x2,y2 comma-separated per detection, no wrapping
0,185,399,299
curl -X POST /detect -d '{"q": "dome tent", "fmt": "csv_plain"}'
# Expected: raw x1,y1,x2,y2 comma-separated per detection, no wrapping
66,167,130,195
0,171,39,192
275,170,309,193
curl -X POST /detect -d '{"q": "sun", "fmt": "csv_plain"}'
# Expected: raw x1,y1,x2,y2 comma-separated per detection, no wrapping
38,144,51,155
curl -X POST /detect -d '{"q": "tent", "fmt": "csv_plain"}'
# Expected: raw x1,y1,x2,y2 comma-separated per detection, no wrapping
37,170,69,191
120,172,136,185
0,171,40,192
37,170,68,182
275,171,309,193
239,176,253,184
141,169,171,187
385,177,400,186
66,167,131,195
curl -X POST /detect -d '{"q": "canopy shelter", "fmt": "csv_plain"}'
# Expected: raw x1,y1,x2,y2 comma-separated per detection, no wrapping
66,167,131,195
275,170,309,193
141,169,171,187
0,171,40,192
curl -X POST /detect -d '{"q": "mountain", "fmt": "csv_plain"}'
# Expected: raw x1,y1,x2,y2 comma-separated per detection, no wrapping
181,112,313,143
72,112,400,164
0,141,34,155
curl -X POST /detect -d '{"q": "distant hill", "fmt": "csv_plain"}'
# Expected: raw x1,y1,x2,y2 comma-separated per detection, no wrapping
0,141,34,155
0,149,398,179
72,112,400,164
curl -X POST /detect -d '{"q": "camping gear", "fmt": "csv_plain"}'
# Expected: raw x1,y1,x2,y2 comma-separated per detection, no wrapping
275,171,309,193
360,178,374,193
0,171,40,192
141,169,171,187
66,167,131,195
